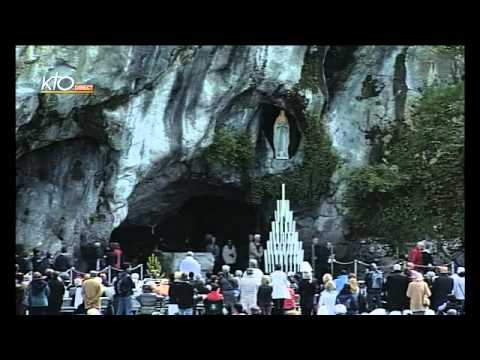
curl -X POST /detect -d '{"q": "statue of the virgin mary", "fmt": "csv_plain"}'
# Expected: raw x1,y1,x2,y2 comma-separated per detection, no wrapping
273,110,289,159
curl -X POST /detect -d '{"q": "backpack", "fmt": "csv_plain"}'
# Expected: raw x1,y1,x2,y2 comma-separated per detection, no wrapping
370,271,383,289
118,277,131,295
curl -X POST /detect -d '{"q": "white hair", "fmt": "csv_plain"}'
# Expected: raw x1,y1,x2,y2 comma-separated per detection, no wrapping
254,234,261,240
389,311,402,315
369,308,387,315
222,265,230,273
87,308,101,315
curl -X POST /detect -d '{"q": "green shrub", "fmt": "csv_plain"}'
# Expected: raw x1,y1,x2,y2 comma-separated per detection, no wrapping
204,128,254,175
344,81,464,246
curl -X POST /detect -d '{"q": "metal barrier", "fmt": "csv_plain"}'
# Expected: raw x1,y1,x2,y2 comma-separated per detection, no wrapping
64,264,144,284
330,258,456,277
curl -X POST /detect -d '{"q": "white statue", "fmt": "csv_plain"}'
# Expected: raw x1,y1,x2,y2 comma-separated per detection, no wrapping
273,110,290,160
264,184,304,273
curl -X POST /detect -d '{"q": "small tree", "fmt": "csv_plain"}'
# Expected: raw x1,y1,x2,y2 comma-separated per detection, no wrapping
146,254,164,279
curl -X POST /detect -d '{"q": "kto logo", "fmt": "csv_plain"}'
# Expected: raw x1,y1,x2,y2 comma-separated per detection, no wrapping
40,72,94,94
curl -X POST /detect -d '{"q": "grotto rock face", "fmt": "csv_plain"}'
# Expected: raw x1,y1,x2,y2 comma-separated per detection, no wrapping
15,45,463,258
16,45,309,252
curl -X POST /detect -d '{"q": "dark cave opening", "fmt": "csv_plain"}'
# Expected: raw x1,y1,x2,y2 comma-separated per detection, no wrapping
111,195,258,269
259,103,301,158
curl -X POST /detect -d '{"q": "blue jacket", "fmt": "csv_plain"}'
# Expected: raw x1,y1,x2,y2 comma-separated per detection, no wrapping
335,275,348,294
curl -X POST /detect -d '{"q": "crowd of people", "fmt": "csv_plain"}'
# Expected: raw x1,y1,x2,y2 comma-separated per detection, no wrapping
15,240,465,316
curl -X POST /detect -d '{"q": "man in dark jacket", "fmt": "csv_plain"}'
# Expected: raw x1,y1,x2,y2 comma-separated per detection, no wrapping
32,249,46,273
47,271,65,315
297,275,317,315
431,266,454,311
54,247,72,272
115,271,135,315
384,264,410,311
218,266,238,312
421,249,434,269
175,273,195,315
307,237,330,280
80,243,97,272
16,245,32,274
191,275,209,295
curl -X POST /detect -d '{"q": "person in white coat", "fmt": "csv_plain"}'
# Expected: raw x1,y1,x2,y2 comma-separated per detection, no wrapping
239,268,259,314
270,264,289,315
179,252,202,279
73,277,84,311
317,280,337,315
243,259,263,286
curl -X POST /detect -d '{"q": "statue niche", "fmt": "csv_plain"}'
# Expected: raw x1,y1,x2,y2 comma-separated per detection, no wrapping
273,110,290,160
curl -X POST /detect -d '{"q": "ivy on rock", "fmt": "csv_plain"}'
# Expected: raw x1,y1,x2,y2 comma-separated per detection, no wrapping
203,128,254,177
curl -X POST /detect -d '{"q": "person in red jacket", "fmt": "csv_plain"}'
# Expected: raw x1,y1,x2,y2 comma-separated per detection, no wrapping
283,284,298,311
204,284,224,315
408,242,424,269
110,242,123,269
